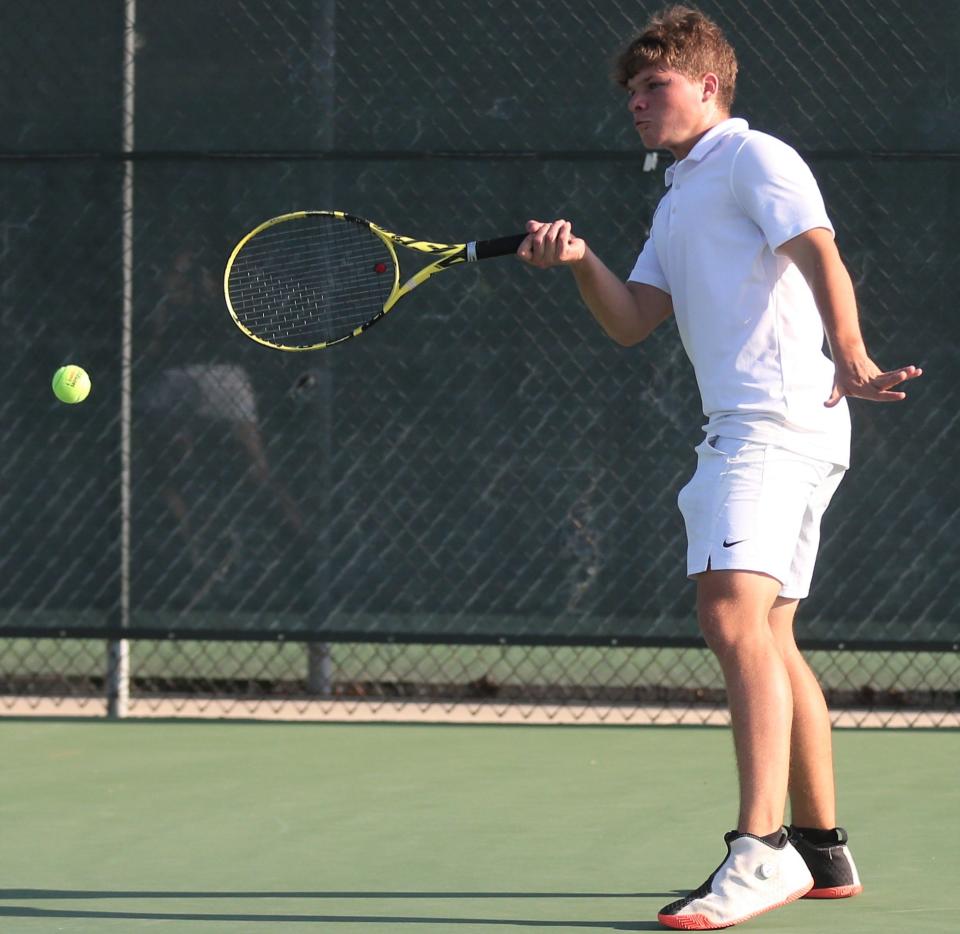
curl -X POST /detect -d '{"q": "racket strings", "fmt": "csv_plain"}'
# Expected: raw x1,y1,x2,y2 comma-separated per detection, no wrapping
227,216,396,348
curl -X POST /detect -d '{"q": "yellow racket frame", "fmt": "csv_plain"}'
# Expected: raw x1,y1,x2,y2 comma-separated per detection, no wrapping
224,210,471,352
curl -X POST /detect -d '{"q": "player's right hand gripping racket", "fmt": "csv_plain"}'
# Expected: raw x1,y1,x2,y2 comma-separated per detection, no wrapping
224,211,526,351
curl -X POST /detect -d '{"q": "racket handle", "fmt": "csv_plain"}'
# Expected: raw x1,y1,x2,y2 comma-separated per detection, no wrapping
470,233,527,261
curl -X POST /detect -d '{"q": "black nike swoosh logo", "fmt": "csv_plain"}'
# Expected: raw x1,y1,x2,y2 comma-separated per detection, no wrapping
723,539,746,548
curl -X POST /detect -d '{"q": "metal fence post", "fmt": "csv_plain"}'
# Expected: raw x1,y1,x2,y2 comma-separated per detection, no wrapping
307,642,333,695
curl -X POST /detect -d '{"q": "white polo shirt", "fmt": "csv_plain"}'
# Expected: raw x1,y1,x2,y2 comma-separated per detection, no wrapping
628,118,851,467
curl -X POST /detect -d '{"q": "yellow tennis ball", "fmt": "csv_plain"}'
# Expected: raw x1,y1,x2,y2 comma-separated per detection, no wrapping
52,365,92,404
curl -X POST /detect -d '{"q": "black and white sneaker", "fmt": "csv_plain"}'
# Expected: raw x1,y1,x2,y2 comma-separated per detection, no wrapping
788,825,863,899
657,828,813,930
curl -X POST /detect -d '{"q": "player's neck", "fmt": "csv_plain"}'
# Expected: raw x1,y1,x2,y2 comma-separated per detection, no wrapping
669,114,730,161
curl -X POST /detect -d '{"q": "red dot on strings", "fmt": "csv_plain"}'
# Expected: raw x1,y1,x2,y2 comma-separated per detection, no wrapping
373,262,387,274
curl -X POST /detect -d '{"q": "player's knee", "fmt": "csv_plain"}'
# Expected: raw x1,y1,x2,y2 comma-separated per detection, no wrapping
769,627,801,662
697,601,760,658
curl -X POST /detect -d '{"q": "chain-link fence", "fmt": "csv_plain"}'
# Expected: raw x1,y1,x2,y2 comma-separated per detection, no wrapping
1,0,956,723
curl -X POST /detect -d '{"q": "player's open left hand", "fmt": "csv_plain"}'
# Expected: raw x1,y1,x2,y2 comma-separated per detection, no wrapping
826,357,923,407
517,219,586,268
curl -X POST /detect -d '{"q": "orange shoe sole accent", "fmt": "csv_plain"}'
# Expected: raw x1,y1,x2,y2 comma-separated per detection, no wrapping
804,884,863,899
657,881,813,930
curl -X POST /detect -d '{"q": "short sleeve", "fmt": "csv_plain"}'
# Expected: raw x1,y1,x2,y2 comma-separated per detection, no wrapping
730,134,834,251
627,234,671,294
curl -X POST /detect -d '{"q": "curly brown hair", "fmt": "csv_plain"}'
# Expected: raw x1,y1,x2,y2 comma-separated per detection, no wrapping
613,5,738,113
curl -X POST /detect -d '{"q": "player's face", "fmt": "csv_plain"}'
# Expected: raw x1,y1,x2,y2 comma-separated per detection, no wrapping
626,66,718,159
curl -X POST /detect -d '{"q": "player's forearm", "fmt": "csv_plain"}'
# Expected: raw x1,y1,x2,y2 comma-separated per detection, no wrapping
570,249,658,346
779,229,867,363
808,253,867,362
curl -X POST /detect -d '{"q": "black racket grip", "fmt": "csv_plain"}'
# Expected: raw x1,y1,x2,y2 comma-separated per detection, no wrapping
473,233,527,260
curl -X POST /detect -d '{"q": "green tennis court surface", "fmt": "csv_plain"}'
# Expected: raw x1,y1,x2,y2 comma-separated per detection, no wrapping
1,721,956,932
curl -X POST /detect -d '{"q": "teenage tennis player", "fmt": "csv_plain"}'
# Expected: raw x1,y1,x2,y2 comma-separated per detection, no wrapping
517,5,922,930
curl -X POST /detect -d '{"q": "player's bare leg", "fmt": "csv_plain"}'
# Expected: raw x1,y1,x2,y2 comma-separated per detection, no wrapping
697,569,792,835
768,597,863,898
768,597,835,828
658,569,814,929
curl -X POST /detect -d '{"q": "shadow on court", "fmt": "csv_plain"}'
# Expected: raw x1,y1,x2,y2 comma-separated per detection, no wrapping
0,890,669,930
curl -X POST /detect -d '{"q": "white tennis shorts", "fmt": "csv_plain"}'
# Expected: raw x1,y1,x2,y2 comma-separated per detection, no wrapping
677,436,845,599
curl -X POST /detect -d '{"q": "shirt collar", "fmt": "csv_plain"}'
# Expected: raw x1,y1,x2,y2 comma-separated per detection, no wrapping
664,117,750,186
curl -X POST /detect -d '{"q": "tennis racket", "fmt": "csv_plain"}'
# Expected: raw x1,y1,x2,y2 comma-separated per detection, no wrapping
224,211,526,351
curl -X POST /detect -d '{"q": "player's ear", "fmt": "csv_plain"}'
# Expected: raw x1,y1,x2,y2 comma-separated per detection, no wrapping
702,72,720,103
